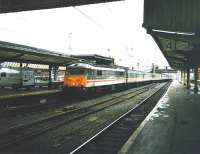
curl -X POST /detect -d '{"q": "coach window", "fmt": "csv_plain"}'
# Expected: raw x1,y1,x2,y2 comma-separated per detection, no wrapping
116,71,119,77
1,72,6,77
86,69,93,79
86,69,91,75
108,71,111,77
119,72,124,77
105,70,110,78
97,70,102,76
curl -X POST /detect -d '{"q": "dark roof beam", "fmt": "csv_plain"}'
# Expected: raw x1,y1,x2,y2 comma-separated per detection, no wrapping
166,52,187,60
167,55,187,63
148,29,200,44
0,0,122,14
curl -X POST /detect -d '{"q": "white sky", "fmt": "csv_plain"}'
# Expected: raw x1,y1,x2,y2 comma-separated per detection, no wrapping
0,0,169,71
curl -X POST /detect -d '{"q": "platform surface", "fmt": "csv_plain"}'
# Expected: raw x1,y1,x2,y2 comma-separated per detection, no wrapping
0,87,62,100
120,81,200,154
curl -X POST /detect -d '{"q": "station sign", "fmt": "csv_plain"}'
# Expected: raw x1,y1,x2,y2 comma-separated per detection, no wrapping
159,38,176,52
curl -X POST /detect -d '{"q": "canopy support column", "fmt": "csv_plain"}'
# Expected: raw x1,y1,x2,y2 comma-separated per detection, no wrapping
194,67,198,92
180,70,183,83
53,66,59,81
20,62,23,87
186,67,190,89
183,69,186,86
48,65,52,88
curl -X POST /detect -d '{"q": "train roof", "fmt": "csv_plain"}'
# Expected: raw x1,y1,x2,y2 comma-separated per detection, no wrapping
68,63,125,72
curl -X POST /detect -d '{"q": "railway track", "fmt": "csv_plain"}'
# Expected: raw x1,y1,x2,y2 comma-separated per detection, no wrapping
70,81,171,154
0,82,153,118
0,82,160,150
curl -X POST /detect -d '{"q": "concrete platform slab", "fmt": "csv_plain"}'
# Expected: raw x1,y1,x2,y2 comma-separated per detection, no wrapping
0,87,62,100
119,81,200,154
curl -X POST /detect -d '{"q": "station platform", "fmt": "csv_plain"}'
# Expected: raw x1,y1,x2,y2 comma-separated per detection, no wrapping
0,87,62,100
119,80,200,154
0,87,63,107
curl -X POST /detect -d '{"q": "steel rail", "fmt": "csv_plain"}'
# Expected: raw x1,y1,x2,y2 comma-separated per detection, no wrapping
0,83,158,149
69,81,171,154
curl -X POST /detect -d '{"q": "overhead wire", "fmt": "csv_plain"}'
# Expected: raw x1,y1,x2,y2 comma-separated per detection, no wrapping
73,7,104,29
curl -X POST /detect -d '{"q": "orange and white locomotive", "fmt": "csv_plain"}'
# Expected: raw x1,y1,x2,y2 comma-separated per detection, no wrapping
64,63,168,91
64,63,126,89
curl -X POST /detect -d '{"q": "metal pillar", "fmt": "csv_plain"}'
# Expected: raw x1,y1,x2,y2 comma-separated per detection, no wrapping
194,67,198,92
183,69,186,85
53,66,59,81
48,65,52,88
20,62,23,87
186,67,190,89
180,70,183,83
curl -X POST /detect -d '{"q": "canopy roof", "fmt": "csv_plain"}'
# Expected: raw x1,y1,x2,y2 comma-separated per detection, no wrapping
0,0,122,13
143,0,200,70
0,41,83,66
73,54,114,66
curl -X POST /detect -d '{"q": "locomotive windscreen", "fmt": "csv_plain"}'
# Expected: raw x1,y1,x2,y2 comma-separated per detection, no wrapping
67,68,86,75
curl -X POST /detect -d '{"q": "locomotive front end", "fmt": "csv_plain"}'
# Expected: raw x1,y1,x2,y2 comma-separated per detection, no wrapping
64,75,87,88
64,63,92,89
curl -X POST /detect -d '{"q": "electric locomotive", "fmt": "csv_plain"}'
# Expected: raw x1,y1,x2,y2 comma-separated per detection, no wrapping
63,62,168,92
64,63,126,90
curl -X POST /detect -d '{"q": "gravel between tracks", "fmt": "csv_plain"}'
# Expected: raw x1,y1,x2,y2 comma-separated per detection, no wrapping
1,82,166,154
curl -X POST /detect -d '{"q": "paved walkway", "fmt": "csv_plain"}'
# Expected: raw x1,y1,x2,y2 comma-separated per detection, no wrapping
119,81,200,154
0,87,62,100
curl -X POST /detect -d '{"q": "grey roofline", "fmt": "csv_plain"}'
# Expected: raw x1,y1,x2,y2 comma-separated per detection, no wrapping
0,41,85,66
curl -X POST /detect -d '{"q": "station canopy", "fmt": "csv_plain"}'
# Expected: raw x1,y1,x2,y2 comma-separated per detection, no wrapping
0,41,83,66
0,0,122,13
143,0,200,70
73,54,114,66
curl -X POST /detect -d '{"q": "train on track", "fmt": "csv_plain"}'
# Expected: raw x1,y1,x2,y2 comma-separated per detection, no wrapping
0,67,35,88
0,63,170,91
64,63,169,91
0,67,63,89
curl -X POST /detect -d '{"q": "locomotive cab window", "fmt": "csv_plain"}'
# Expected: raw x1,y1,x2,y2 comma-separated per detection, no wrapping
67,68,86,75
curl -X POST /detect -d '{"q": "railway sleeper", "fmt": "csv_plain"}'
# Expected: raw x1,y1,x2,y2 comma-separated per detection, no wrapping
95,136,124,142
91,141,123,147
104,132,133,141
115,126,133,131
84,146,119,154
129,114,146,119
104,132,129,138
119,120,141,127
